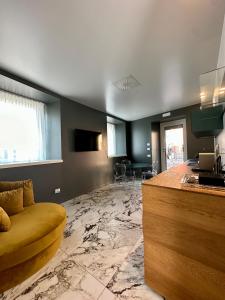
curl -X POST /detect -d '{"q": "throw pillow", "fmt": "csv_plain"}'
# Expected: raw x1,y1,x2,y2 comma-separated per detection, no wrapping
0,207,11,232
0,188,24,216
0,179,35,206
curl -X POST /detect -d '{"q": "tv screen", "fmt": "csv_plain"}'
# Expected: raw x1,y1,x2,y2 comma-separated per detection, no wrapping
74,129,101,152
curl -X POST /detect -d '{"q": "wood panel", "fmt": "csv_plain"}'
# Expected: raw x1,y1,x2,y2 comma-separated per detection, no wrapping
143,185,225,236
144,212,225,273
142,165,225,300
144,240,225,300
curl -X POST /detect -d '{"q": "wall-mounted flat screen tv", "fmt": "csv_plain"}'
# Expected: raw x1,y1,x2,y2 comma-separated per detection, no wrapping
74,129,102,152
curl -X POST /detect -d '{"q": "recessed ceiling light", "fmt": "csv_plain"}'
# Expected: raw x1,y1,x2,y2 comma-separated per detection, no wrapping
113,75,141,91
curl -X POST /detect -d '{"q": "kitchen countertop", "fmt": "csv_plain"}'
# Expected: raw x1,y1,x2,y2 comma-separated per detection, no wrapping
143,163,225,197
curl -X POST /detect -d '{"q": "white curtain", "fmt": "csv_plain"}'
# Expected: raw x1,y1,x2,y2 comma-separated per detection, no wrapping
107,122,116,156
0,90,47,163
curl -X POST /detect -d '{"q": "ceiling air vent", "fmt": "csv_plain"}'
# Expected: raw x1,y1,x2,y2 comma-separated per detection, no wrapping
113,74,141,91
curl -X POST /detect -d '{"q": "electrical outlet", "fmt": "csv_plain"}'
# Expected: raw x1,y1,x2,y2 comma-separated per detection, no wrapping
55,188,61,194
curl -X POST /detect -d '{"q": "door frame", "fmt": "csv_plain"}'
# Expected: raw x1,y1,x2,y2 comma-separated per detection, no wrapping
160,118,187,171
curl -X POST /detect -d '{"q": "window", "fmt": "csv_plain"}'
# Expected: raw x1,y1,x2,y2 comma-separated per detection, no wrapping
107,116,127,157
0,91,47,164
107,122,116,156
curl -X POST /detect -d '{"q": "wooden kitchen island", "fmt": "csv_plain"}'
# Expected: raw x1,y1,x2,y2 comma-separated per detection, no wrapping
142,164,225,300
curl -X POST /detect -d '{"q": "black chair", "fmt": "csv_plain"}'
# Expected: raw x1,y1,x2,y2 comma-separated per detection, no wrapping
121,160,136,180
114,163,127,182
121,159,131,165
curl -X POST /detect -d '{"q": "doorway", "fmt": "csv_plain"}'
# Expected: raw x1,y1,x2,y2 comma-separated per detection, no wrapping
160,119,187,171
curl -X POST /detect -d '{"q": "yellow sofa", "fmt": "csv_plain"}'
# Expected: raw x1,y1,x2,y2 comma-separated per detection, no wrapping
0,202,66,293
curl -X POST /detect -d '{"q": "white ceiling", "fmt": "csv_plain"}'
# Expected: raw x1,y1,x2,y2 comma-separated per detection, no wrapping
0,0,225,121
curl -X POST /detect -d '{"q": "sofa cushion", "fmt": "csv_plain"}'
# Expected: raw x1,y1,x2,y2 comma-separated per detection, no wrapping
0,207,11,232
0,188,24,216
0,202,66,272
0,179,35,207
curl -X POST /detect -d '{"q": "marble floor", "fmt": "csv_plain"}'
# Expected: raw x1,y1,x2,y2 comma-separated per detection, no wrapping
0,181,163,300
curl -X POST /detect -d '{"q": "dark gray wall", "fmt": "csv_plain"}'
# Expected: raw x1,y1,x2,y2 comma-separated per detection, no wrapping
131,104,215,166
0,70,127,203
60,98,114,200
131,118,151,163
0,97,118,203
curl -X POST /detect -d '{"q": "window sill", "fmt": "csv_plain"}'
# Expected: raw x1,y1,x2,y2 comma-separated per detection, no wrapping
0,159,63,169
108,154,127,158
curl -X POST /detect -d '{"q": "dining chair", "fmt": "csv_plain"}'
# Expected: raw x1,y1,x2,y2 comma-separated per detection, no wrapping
114,163,127,182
